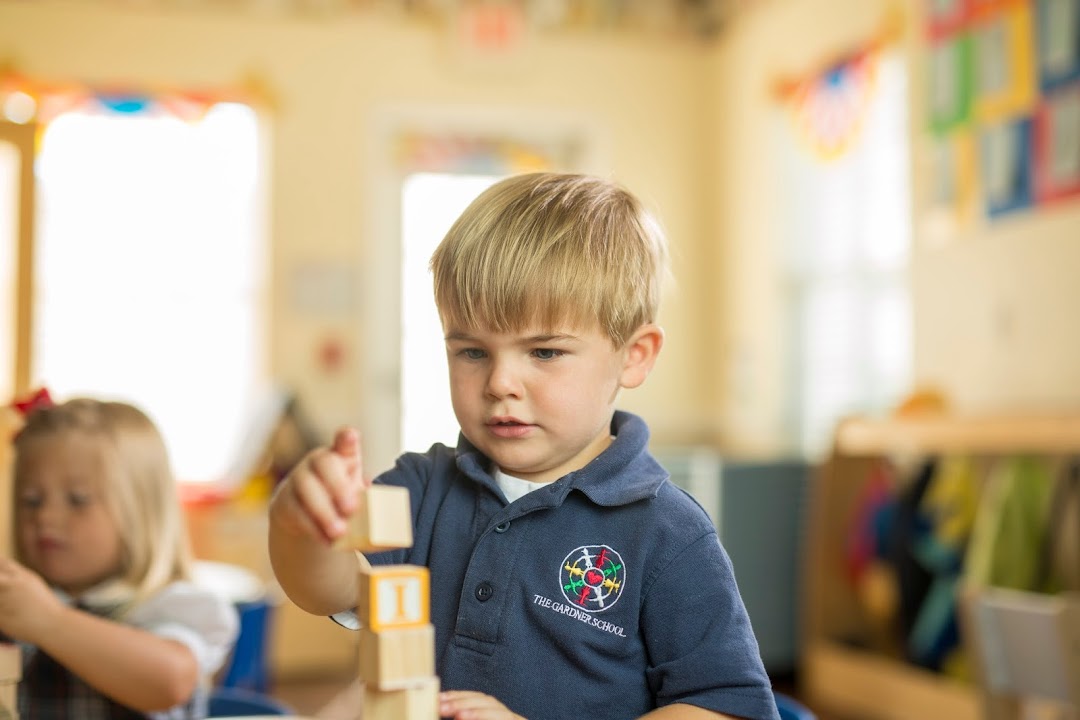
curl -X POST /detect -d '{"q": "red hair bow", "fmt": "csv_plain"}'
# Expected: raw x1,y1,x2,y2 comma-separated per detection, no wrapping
12,387,55,416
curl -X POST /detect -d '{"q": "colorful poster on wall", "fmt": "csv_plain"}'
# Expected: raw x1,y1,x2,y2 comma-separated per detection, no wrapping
981,117,1034,215
929,34,975,133
928,0,974,37
1036,0,1080,91
972,2,1037,121
1033,84,1080,200
928,130,980,226
926,0,1080,219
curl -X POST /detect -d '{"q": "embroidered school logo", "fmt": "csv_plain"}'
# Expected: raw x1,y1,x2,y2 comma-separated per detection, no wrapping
560,545,625,612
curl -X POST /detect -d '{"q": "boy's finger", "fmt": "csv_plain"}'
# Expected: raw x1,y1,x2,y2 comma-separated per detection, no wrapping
330,427,367,509
331,427,360,466
291,464,349,541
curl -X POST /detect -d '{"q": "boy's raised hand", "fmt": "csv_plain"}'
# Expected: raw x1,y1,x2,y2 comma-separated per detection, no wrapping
439,691,527,720
269,427,370,545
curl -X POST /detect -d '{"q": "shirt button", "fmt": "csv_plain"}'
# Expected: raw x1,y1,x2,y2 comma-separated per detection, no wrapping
475,582,494,602
494,521,510,533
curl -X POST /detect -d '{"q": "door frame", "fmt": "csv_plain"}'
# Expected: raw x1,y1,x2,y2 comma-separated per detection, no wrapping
0,120,36,396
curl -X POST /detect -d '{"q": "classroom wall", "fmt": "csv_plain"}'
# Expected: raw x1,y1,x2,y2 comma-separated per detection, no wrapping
0,1,717,474
709,0,1080,454
4,0,1077,467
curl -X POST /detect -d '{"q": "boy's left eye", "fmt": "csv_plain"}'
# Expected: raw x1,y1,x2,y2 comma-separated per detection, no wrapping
532,348,564,360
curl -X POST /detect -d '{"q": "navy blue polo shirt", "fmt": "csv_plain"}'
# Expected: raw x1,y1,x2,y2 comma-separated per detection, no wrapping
361,411,779,720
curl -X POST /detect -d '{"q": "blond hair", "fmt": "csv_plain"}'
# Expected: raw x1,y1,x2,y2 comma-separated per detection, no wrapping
13,399,193,605
430,172,669,347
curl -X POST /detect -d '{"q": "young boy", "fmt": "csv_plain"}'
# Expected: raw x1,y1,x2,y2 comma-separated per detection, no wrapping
268,172,780,720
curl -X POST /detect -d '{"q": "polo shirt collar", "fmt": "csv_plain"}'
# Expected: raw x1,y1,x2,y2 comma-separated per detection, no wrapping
454,410,669,507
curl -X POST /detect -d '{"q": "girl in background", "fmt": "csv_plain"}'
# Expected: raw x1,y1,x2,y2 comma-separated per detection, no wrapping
0,396,238,718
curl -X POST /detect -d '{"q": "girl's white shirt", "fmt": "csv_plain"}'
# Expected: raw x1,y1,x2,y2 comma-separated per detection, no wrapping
58,578,240,678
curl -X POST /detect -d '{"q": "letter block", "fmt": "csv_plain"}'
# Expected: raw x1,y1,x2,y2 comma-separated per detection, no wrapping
0,681,15,718
0,642,18,719
358,565,430,632
358,624,435,690
363,676,439,720
333,485,413,552
0,645,19,684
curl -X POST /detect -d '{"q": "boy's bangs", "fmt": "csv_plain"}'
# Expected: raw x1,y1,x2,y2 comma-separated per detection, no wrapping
438,254,600,336
436,266,591,334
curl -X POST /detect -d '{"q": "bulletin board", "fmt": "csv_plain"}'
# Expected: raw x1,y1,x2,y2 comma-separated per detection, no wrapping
926,0,1080,221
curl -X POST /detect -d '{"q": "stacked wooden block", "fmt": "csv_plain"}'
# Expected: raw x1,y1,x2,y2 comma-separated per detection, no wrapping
0,645,18,720
334,485,438,720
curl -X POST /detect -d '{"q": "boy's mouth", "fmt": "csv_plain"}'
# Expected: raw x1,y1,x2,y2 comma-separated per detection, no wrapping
488,415,527,426
487,417,534,438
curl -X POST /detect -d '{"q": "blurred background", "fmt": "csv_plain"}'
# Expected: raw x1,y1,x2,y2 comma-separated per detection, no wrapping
1,0,1078,718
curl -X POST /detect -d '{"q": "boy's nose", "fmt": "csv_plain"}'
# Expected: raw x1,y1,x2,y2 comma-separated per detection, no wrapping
485,359,523,399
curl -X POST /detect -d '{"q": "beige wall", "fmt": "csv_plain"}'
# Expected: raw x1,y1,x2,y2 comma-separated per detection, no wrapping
0,2,714,473
4,0,1078,468
710,0,1080,454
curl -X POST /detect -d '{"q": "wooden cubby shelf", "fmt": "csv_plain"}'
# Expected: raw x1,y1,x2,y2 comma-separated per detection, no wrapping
801,413,1080,720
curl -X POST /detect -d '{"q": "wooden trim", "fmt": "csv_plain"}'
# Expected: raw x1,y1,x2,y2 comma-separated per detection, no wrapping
0,407,18,558
804,641,981,720
0,121,36,396
835,414,1080,456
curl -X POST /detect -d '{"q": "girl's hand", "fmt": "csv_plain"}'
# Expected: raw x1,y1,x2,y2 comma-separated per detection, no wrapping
0,557,63,643
439,691,527,720
268,427,370,545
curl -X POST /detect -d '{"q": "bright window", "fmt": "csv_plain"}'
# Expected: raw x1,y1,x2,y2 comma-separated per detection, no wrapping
777,53,912,456
32,102,267,483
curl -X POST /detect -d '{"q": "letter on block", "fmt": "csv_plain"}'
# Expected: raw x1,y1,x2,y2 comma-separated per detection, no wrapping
333,485,413,552
358,624,435,690
362,676,439,720
358,565,429,632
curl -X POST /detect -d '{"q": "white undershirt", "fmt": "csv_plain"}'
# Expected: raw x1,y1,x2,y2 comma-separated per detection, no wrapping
495,468,549,504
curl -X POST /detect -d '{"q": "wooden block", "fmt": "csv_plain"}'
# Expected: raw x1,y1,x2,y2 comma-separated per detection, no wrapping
332,485,413,553
358,565,430,632
362,676,439,720
0,681,15,715
358,624,435,690
0,645,19,683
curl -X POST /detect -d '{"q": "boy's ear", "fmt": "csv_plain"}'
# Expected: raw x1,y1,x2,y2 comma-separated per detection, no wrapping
619,324,664,389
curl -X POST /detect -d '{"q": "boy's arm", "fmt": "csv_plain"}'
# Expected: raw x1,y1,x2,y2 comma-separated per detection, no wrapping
642,530,780,720
268,516,363,615
268,427,369,616
438,692,747,720
639,704,743,719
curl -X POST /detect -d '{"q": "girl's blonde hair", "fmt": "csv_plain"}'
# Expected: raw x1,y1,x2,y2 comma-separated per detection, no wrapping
13,399,193,603
430,172,670,347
